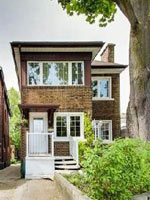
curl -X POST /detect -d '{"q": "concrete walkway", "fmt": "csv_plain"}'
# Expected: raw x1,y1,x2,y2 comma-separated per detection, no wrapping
0,164,69,200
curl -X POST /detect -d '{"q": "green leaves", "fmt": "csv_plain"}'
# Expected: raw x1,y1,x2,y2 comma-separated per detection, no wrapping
79,113,94,163
58,0,117,27
8,88,21,152
80,138,150,200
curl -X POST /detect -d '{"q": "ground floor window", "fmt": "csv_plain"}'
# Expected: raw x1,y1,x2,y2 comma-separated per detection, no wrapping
93,120,112,142
54,112,84,138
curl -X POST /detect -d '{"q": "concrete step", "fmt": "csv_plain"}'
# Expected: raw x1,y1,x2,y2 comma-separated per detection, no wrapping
55,156,73,161
55,165,80,170
55,160,77,165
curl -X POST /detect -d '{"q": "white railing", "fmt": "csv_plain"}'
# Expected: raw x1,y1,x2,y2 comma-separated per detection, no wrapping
26,132,54,157
70,137,79,166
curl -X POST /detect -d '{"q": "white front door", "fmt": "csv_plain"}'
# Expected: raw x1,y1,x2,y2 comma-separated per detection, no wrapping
29,112,48,155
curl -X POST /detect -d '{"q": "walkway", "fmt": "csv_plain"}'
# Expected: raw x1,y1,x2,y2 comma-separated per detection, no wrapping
0,164,68,200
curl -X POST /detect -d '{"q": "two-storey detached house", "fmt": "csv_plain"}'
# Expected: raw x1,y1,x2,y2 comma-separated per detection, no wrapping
0,67,11,169
11,41,126,179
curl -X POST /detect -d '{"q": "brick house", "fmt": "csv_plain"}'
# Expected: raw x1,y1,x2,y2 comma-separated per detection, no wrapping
0,67,11,169
11,41,127,179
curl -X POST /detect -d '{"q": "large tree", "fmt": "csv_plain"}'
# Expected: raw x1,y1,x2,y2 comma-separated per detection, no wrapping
58,0,150,140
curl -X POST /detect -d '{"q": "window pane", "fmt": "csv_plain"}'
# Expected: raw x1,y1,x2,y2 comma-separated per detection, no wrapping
56,116,67,137
28,63,40,85
43,63,68,85
100,80,109,98
72,63,83,85
70,116,81,137
92,80,98,97
72,63,78,85
33,118,44,133
99,122,110,140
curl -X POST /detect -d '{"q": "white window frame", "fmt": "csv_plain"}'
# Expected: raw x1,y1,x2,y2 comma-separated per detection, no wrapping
92,77,114,100
93,120,112,143
27,61,85,86
54,112,84,141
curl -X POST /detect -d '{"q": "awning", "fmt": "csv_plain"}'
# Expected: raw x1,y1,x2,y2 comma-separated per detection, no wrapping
19,104,59,118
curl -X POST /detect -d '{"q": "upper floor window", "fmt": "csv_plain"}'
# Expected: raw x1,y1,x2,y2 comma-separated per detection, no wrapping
92,77,112,100
27,61,84,86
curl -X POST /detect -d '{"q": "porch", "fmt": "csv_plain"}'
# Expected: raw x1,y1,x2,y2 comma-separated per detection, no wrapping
19,104,82,179
25,132,79,179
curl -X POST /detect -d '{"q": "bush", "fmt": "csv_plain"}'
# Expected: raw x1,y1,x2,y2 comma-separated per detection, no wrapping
81,138,150,200
79,113,94,163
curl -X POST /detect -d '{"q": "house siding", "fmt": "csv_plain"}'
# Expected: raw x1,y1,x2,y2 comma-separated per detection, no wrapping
21,86,92,113
92,74,121,139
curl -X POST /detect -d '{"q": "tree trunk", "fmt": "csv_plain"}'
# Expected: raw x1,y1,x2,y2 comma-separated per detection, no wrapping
125,2,150,140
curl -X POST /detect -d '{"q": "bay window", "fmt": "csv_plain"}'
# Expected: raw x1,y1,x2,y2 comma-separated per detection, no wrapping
27,61,84,86
92,77,112,99
55,113,84,138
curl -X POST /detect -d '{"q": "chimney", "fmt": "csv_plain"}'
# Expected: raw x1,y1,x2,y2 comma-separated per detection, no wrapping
101,44,115,63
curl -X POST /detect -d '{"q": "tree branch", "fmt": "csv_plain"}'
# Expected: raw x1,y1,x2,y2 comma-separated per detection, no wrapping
113,0,139,31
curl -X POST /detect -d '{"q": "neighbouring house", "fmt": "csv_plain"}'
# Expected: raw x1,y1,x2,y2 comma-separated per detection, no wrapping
11,41,127,179
0,67,11,169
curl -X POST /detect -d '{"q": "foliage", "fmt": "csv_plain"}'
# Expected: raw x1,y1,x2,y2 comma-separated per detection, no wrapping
10,158,20,164
8,88,21,152
63,173,91,195
79,113,94,163
84,113,94,145
58,0,117,27
80,138,150,200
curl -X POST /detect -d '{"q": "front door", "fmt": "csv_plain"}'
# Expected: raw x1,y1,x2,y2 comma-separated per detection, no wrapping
29,112,48,155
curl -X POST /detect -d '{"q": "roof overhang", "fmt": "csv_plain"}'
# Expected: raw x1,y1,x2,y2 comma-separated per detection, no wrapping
11,41,104,89
91,67,127,74
19,104,59,112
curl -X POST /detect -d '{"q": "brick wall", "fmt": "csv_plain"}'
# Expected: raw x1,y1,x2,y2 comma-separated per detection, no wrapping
92,74,121,138
54,142,69,156
0,78,10,168
21,86,92,114
101,44,115,63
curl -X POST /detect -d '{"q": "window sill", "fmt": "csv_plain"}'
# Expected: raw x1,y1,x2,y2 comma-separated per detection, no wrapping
26,85,86,88
92,98,114,101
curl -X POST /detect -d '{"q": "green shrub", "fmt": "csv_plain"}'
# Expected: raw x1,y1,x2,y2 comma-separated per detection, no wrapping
79,113,94,163
10,158,17,164
81,138,150,200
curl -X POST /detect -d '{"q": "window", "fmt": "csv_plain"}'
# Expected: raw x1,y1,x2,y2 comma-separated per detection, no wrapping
70,116,81,137
33,118,44,133
93,120,112,142
92,77,111,99
55,113,83,138
72,63,84,85
43,63,68,85
28,63,40,85
27,61,84,86
56,116,67,137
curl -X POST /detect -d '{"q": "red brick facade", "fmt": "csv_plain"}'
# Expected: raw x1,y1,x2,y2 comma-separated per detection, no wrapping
0,70,11,169
92,74,120,139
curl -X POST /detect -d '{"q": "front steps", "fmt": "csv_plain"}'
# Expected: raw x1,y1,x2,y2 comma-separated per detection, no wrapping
55,157,80,170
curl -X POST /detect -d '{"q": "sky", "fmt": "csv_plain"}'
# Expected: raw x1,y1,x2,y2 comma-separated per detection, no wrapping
0,0,130,113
